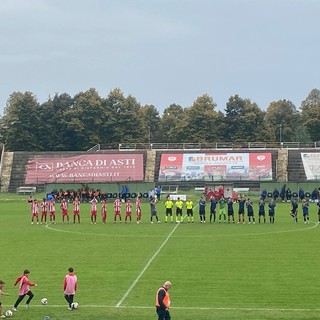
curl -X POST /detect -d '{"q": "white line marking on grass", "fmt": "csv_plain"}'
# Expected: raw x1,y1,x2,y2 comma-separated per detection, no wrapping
45,224,165,238
4,304,320,312
45,219,319,239
115,221,182,307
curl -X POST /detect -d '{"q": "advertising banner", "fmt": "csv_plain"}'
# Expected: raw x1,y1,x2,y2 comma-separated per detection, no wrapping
301,153,320,180
159,153,272,181
25,154,144,183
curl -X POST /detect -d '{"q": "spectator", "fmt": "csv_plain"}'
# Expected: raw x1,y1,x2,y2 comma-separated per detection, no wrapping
273,188,279,201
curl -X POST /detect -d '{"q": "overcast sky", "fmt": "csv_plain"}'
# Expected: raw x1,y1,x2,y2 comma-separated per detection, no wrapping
0,0,319,115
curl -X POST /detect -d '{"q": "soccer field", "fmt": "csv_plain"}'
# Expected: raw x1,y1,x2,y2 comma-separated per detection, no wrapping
0,195,319,320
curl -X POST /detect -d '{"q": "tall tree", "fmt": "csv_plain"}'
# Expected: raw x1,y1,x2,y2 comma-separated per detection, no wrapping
139,104,161,144
264,99,300,142
183,94,219,143
0,92,39,151
36,93,74,150
224,95,270,142
161,104,185,143
103,88,144,144
300,89,320,141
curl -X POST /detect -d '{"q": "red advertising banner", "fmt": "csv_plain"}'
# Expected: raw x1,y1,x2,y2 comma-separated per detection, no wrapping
159,152,272,181
25,154,144,184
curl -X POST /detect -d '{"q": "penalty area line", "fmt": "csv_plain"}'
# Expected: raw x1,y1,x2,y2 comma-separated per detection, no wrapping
115,221,181,307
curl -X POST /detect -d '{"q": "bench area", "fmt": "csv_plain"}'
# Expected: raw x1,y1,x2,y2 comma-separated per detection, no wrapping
16,186,36,195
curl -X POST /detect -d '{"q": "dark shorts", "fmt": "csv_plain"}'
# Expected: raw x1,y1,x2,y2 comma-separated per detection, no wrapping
186,209,193,216
176,208,182,215
228,210,234,216
259,212,265,216
238,209,244,214
166,208,172,215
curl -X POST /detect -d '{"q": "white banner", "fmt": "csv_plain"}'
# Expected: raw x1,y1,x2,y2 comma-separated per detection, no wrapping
301,153,320,180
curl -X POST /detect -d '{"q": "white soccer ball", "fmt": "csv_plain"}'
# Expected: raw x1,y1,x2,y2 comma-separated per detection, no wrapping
71,302,79,309
5,310,13,317
41,297,48,305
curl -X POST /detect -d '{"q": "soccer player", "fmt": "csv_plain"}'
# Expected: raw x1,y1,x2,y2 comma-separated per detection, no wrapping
238,195,246,224
175,197,183,223
49,198,56,224
90,197,98,224
246,198,255,224
218,196,227,223
209,196,217,223
114,197,122,223
164,196,174,223
40,198,48,224
31,199,39,225
150,196,160,223
185,197,194,223
0,280,9,318
125,199,133,223
101,199,107,224
13,269,37,311
302,199,310,224
317,200,320,223
258,198,266,223
227,197,235,223
268,199,276,223
60,198,69,223
136,196,142,224
290,199,298,223
73,197,81,223
199,196,206,223
64,267,77,311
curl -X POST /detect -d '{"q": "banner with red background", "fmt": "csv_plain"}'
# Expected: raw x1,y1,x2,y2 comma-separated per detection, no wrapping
25,154,144,183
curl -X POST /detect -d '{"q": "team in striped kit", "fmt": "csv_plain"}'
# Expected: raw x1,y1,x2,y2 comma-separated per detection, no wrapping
28,195,144,224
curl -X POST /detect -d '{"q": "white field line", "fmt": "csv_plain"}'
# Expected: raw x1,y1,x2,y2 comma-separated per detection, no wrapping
115,220,182,307
3,304,320,312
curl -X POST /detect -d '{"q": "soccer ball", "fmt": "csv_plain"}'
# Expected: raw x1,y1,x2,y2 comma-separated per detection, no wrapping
71,302,79,309
41,298,48,305
5,310,13,317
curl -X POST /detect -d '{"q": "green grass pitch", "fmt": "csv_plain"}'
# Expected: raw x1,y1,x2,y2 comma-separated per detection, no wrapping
0,194,319,320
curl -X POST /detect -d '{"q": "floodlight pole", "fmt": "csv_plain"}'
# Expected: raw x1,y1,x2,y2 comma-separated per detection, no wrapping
148,125,151,149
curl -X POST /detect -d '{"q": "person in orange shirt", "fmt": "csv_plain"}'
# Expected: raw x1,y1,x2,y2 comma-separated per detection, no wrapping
155,281,171,320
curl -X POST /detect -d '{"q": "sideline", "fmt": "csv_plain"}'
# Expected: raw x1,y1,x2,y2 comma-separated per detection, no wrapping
2,304,320,312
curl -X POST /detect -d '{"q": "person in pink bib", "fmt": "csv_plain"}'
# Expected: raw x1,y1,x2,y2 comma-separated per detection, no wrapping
13,269,37,311
64,267,78,310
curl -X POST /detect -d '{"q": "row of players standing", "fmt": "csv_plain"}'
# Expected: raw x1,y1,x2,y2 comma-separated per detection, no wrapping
168,196,277,224
27,194,320,225
28,196,143,224
165,195,320,224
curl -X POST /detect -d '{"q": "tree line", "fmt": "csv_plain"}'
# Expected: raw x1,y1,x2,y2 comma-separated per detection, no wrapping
0,88,319,151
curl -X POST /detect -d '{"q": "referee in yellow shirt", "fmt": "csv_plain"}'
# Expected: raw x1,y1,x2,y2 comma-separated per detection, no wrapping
185,198,194,223
164,196,174,223
175,197,184,223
